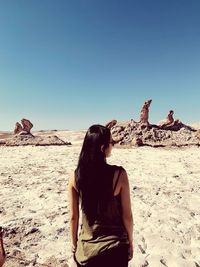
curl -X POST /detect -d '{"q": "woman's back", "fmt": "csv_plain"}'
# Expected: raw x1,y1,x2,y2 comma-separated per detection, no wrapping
75,165,129,265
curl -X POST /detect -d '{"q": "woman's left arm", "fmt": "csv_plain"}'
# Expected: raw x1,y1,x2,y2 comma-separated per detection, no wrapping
68,173,79,253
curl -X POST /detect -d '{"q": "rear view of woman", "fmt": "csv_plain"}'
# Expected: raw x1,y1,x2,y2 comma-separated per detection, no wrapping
68,124,133,267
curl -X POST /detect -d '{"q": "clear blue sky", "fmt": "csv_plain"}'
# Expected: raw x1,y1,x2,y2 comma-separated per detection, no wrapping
0,0,200,131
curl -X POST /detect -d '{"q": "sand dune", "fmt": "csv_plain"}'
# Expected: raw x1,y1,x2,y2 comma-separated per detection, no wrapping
0,131,199,266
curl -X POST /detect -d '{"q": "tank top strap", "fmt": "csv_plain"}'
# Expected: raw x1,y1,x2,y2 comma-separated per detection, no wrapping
113,167,122,194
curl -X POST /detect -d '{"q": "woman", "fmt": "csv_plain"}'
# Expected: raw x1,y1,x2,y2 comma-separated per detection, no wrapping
69,125,133,267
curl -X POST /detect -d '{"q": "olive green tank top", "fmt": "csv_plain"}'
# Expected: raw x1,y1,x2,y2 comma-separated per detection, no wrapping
75,166,129,265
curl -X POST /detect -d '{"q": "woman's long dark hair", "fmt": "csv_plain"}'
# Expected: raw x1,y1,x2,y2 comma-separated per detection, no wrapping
75,124,113,225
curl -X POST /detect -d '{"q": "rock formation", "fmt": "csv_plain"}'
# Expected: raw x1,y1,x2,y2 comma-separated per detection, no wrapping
21,118,33,134
105,119,117,129
14,122,23,135
14,118,33,135
0,227,5,267
5,120,72,146
139,99,152,124
110,120,199,147
158,110,174,129
102,99,198,147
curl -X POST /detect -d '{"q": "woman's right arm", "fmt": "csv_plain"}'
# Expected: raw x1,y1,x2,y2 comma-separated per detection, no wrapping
68,173,79,254
120,170,134,259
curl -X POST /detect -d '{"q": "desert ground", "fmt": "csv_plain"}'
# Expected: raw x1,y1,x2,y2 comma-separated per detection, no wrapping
0,130,200,267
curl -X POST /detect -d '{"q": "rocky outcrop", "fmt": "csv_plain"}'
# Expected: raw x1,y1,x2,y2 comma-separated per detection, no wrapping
14,122,23,135
4,135,71,146
21,118,33,134
105,119,117,129
111,120,199,147
158,110,174,129
8,119,72,146
14,119,33,135
139,99,152,124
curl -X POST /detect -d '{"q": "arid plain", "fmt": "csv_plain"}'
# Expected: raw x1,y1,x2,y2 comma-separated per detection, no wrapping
0,130,200,267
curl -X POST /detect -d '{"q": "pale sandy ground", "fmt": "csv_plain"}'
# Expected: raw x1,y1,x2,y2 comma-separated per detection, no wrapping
0,131,200,267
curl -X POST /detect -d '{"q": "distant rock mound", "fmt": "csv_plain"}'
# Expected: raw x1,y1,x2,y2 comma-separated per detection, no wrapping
4,135,71,146
111,120,199,147
7,119,72,146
